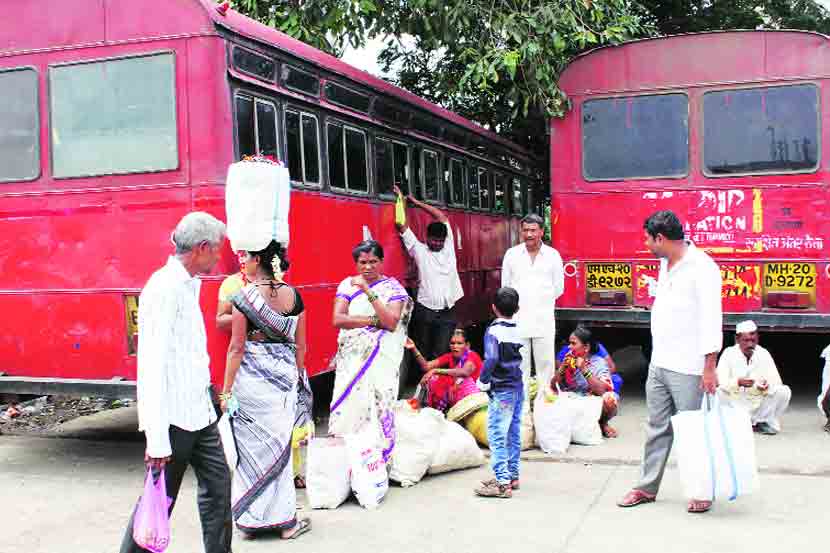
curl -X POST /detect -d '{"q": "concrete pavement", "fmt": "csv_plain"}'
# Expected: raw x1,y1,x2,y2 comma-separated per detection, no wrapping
2,393,830,553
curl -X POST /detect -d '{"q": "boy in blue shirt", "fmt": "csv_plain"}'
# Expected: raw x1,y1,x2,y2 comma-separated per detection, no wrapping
475,287,524,499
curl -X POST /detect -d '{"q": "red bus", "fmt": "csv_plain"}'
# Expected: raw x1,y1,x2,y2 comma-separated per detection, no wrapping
550,31,830,335
0,0,542,398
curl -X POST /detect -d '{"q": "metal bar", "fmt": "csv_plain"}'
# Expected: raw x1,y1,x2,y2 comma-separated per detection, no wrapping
0,377,137,399
555,308,830,332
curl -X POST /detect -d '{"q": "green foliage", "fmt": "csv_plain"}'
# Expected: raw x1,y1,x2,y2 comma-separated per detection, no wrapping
639,0,830,36
234,0,830,158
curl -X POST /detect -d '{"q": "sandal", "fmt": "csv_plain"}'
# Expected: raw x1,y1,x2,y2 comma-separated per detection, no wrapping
617,489,656,508
294,475,306,489
687,499,712,513
601,424,618,438
282,518,311,540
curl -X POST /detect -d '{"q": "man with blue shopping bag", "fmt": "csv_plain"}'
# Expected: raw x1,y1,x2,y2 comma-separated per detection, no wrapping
618,211,723,514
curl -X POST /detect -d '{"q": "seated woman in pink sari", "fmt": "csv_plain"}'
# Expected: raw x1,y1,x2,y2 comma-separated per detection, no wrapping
405,329,483,412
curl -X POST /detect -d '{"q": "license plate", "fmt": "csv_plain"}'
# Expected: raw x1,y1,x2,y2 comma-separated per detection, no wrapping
764,263,816,292
125,295,139,355
586,263,632,290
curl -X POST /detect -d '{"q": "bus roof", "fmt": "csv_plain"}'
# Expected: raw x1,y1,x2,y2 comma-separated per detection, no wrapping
559,30,830,96
3,0,527,156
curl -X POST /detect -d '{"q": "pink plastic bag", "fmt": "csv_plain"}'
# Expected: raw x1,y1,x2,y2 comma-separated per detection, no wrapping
132,467,172,553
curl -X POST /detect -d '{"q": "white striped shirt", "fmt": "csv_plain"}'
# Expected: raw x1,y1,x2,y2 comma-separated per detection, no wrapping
137,256,216,458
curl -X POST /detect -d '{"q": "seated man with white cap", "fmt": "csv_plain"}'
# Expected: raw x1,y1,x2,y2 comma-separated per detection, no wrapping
716,320,791,435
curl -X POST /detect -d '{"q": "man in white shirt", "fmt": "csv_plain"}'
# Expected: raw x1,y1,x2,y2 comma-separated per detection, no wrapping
501,213,564,412
717,320,791,435
121,212,233,553
820,344,830,433
395,186,464,360
619,210,722,514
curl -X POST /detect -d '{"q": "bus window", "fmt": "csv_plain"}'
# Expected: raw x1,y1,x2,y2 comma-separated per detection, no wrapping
411,146,422,200
236,96,256,158
0,68,39,182
327,123,346,189
301,114,320,184
582,93,688,180
703,84,819,176
235,94,278,160
50,52,178,178
232,46,276,82
423,149,440,201
493,174,506,213
255,100,278,159
466,163,479,209
393,142,409,195
511,177,524,215
282,65,319,96
325,82,371,113
285,110,319,185
285,111,302,180
345,127,368,192
375,138,394,195
478,168,490,210
448,158,465,206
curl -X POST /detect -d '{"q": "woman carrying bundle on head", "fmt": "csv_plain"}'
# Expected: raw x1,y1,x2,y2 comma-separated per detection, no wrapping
219,240,311,540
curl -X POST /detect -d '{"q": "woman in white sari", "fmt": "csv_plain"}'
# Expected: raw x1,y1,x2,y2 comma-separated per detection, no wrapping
329,240,413,460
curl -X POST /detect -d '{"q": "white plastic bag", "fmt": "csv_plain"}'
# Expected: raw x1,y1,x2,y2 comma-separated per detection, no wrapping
569,393,604,446
345,427,389,509
306,437,351,509
217,414,237,471
428,419,485,474
672,394,759,502
390,404,443,486
533,387,575,455
225,160,291,252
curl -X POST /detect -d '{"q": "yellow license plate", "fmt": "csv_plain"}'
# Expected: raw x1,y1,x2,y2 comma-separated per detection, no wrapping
586,263,632,289
764,263,816,292
125,295,139,355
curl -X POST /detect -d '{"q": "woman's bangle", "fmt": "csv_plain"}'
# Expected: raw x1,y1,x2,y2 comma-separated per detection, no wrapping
414,350,424,359
368,315,380,327
219,391,233,401
366,290,379,303
581,369,593,380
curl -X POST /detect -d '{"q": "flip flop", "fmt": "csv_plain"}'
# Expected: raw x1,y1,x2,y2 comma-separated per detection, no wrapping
617,489,656,508
687,499,712,513
283,518,311,540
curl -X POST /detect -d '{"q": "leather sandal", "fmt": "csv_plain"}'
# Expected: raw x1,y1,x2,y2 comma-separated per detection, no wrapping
617,489,656,508
687,499,712,513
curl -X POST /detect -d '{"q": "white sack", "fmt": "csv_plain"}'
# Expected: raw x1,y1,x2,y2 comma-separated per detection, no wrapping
428,420,485,475
225,160,291,251
389,404,443,487
217,414,237,471
345,427,389,509
672,394,759,502
306,437,351,509
569,393,604,446
533,389,575,455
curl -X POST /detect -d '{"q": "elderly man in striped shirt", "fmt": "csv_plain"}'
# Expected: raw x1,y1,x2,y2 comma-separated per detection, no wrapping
120,212,233,553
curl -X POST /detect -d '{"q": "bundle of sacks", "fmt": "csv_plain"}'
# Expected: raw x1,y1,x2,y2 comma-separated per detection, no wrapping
390,401,485,487
305,401,485,510
450,390,535,451
533,384,604,455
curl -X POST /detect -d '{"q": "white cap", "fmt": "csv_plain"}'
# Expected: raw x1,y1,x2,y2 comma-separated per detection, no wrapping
736,320,757,334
